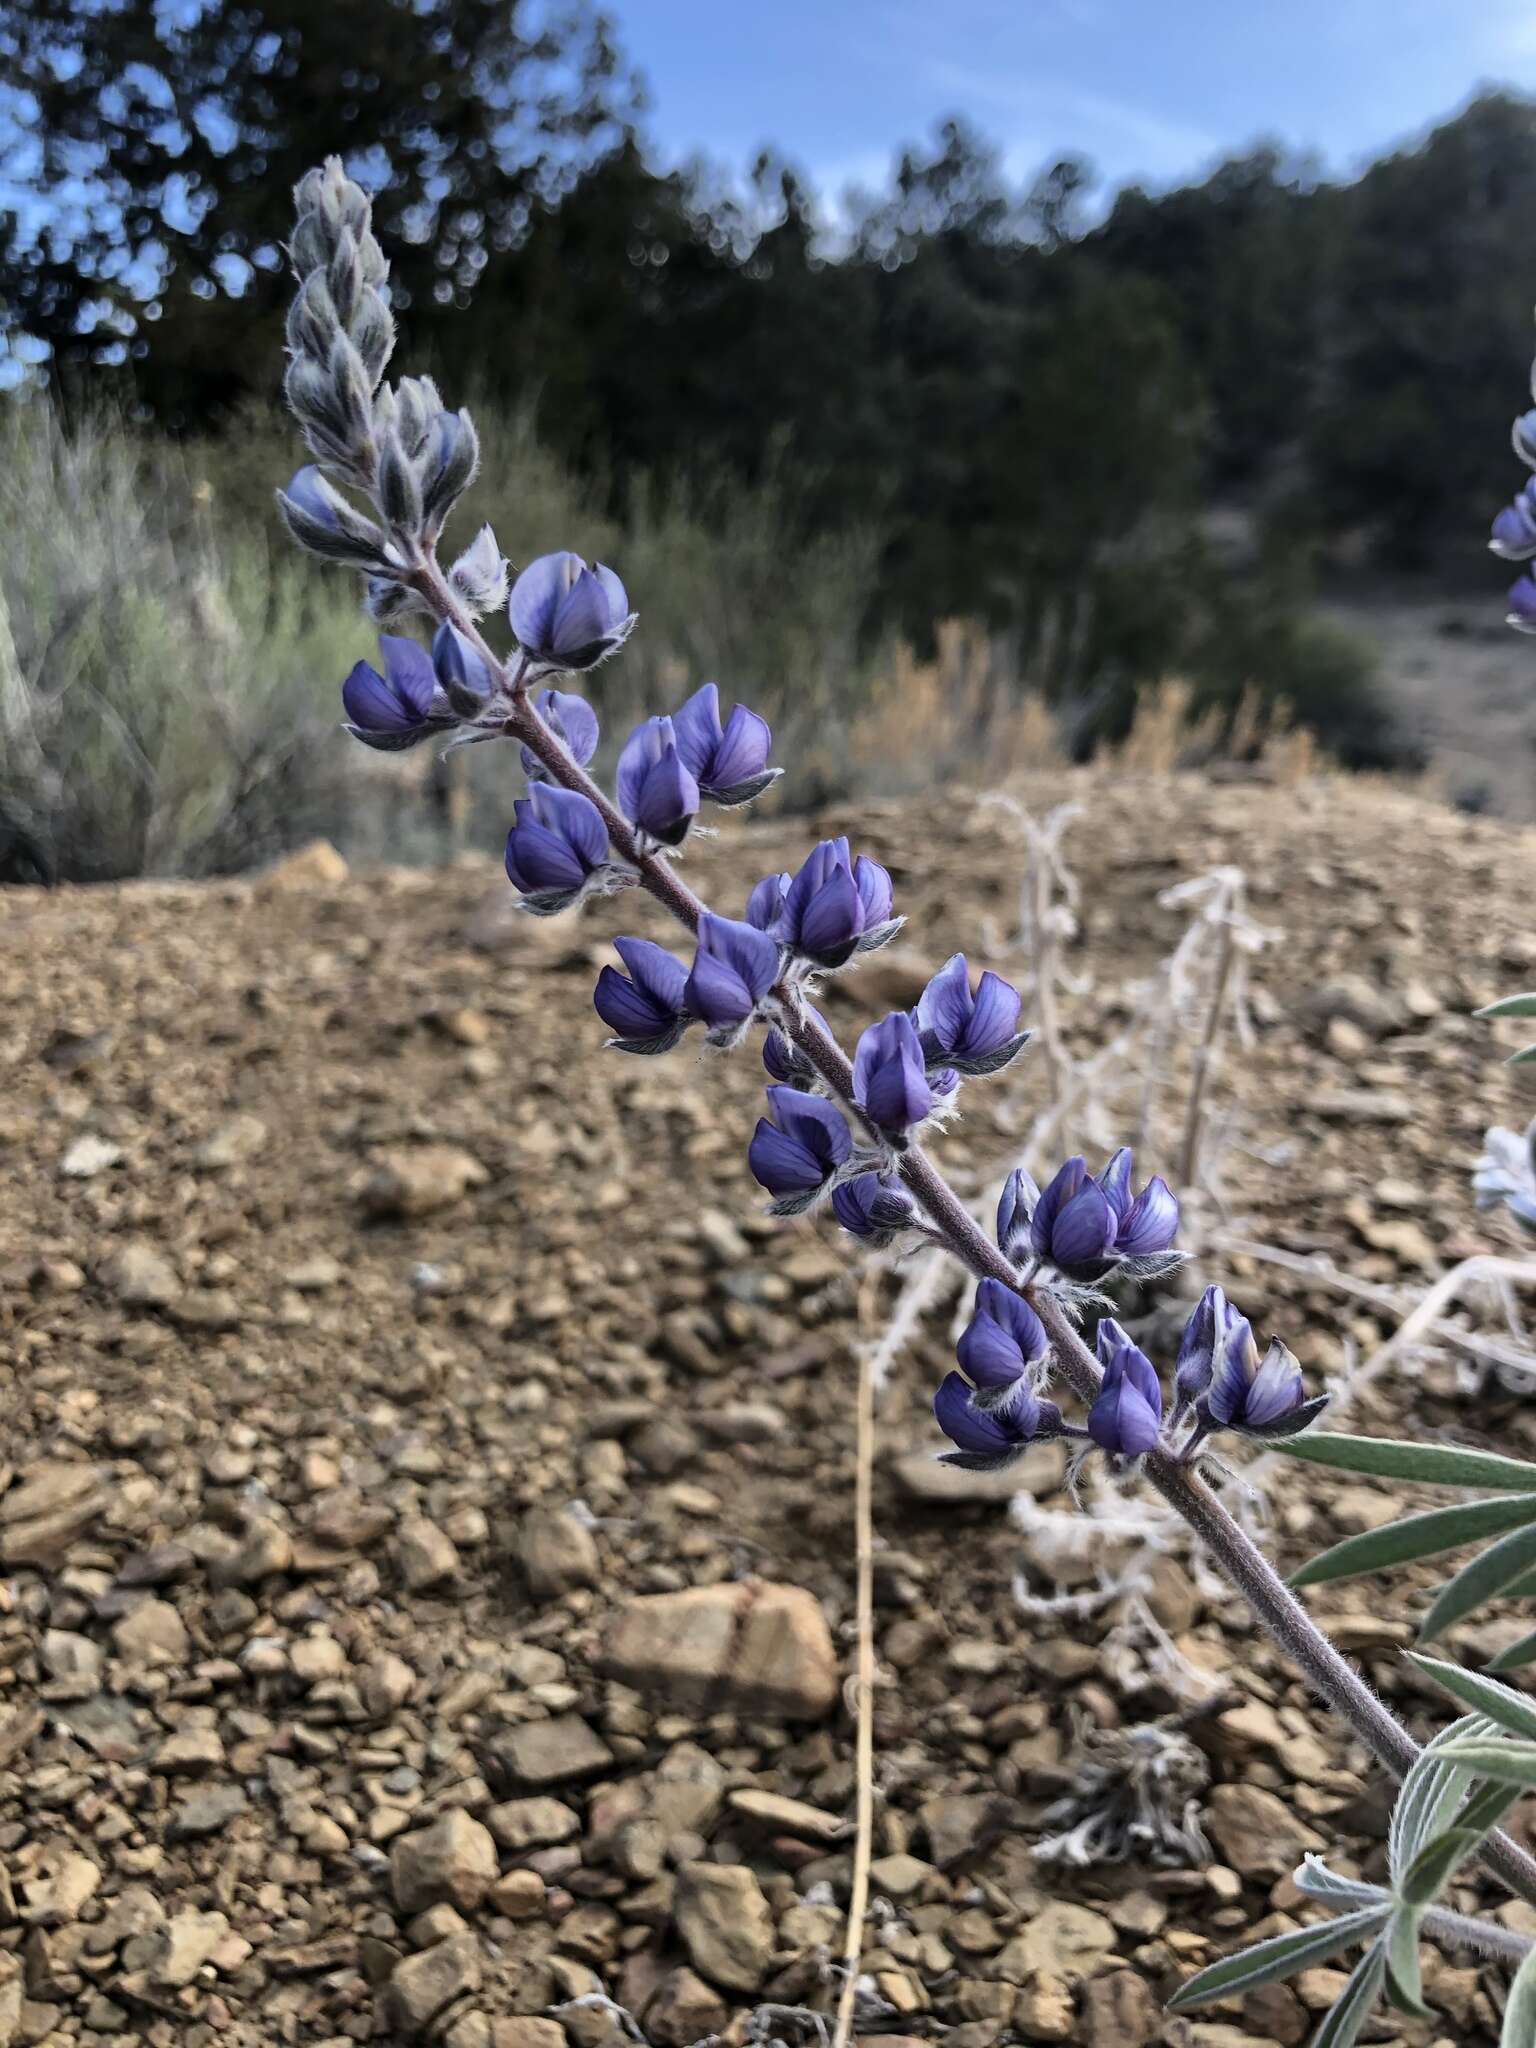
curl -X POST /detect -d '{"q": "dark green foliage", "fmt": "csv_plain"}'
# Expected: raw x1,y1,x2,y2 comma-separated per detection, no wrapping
8,7,1532,756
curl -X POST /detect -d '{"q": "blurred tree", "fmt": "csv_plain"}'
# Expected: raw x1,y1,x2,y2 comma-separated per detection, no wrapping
0,0,641,414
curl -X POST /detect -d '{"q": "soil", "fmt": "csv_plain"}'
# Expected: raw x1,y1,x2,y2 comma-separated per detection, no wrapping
3,767,1536,2048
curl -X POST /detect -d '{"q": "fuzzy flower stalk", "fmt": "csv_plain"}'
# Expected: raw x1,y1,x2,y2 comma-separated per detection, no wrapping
274,162,1536,2002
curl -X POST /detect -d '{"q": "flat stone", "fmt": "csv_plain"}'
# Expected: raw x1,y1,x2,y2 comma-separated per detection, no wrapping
1207,1784,1324,1878
603,1579,837,1719
192,1113,269,1170
396,1516,460,1591
168,1784,247,1839
490,1715,613,1788
151,1729,225,1777
1000,1901,1116,1984
517,1508,599,1598
485,1797,581,1852
361,1146,489,1219
20,1849,102,1926
112,1599,189,1667
673,1863,774,1992
97,1242,180,1307
645,1966,729,2047
725,1788,851,1843
149,1908,230,1988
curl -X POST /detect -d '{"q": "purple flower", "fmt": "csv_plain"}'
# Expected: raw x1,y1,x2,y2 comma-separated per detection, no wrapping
1492,482,1536,562
1171,1284,1243,1420
933,1370,1063,1471
831,1172,915,1245
671,683,780,806
915,953,1029,1076
1020,1150,1180,1279
522,689,600,780
1199,1316,1325,1441
508,552,635,673
431,622,494,716
747,873,791,931
503,783,610,911
684,914,781,1042
594,937,690,1054
616,716,700,846
1509,572,1536,636
747,1086,853,1214
853,1012,952,1138
956,1278,1049,1408
772,838,900,968
342,635,455,752
763,1005,828,1085
1087,1319,1164,1459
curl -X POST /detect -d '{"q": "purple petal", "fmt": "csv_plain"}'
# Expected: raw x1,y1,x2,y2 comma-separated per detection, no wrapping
670,683,723,779
433,622,492,699
799,868,863,958
342,659,414,733
1205,1314,1258,1427
685,950,754,1027
510,552,583,652
1118,1175,1180,1255
592,562,628,620
747,873,790,931
615,717,668,823
1095,1147,1134,1222
635,749,699,839
1030,1157,1087,1259
783,839,848,937
709,703,772,786
529,782,607,870
1243,1340,1305,1431
934,1372,1017,1457
504,816,587,893
613,936,688,1014
1048,1182,1117,1267
853,855,893,925
768,1085,852,1173
917,953,972,1053
695,913,779,1001
595,963,673,1038
962,971,1021,1057
1088,1370,1162,1457
1173,1284,1228,1407
553,566,620,658
377,635,437,719
536,690,599,767
748,1120,821,1197
997,1166,1040,1257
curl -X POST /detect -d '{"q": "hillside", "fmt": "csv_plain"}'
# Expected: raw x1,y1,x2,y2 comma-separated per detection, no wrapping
2,769,1536,2048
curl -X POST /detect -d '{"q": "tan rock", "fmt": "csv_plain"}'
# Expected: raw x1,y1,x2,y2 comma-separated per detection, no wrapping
396,1516,460,1591
361,1146,489,1219
517,1507,599,1597
112,1598,189,1667
491,1714,613,1787
645,1966,729,2047
673,1863,773,1992
486,1797,581,1851
149,1908,230,1988
97,1242,180,1307
193,1113,269,1170
1207,1784,1324,1879
389,1930,482,2034
603,1579,837,1719
1080,1969,1160,2047
391,1811,499,1915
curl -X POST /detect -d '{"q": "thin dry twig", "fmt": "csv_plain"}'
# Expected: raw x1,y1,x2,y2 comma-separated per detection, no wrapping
831,1270,881,2048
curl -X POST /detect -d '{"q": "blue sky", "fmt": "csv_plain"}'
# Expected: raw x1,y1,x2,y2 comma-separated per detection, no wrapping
620,0,1536,206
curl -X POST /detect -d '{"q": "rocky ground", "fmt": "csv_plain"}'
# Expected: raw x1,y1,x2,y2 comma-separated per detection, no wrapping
3,767,1536,2048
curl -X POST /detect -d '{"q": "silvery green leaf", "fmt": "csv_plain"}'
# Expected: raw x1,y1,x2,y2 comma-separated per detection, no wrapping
1502,1940,1536,2047
1407,1653,1536,1743
1477,993,1536,1018
1434,1738,1536,1788
1399,1826,1487,1905
1291,1495,1536,1588
1311,1941,1388,2048
1278,1434,1536,1491
377,430,423,534
1164,1908,1390,2014
1511,1043,1536,1066
1383,1909,1428,2016
1389,1713,1491,1880
1419,1520,1536,1643
1293,1856,1388,1910
1490,1627,1536,1671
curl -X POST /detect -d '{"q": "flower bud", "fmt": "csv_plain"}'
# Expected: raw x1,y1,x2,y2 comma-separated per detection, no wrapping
933,1370,1063,1470
830,1171,914,1245
594,937,690,1054
1087,1320,1163,1459
853,1011,952,1138
616,716,700,846
747,1086,852,1214
509,552,635,674
522,689,599,779
772,838,899,968
670,682,780,805
915,953,1029,1076
957,1278,1049,1411
341,634,455,751
503,784,610,913
684,914,781,1044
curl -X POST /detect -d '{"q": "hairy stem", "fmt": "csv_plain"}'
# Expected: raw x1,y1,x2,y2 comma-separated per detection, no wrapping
1421,1905,1534,1966
409,554,1536,1913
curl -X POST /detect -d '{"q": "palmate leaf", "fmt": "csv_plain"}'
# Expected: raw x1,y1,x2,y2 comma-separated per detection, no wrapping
1503,1942,1536,2048
1279,1434,1536,1492
1510,1043,1536,1065
1398,1826,1487,1905
1164,1907,1391,2014
1477,993,1536,1019
1293,1855,1388,1910
1407,1653,1536,1742
1313,1941,1389,2048
1419,1520,1536,1643
1435,1738,1536,1788
1289,1494,1536,1588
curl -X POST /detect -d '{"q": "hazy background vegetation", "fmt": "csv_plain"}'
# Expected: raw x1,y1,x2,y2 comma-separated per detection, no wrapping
3,0,1534,879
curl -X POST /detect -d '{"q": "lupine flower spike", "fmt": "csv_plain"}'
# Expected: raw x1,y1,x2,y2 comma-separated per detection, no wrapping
1186,1311,1326,1452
